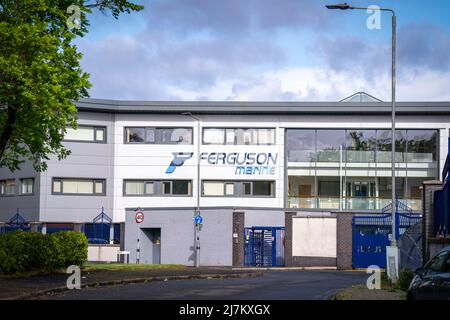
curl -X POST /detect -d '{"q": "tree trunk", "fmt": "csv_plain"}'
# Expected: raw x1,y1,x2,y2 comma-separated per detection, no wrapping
0,105,17,161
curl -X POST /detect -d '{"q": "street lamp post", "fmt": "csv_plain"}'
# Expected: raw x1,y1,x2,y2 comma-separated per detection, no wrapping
326,3,398,278
182,112,201,268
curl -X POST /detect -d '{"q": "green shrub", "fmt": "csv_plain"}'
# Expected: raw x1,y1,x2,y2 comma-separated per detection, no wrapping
51,231,88,267
396,268,415,291
0,230,88,274
380,268,414,292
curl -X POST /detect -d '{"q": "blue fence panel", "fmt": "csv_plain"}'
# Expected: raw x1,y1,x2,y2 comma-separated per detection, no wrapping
244,227,285,267
434,182,449,236
434,136,450,236
46,224,74,234
352,207,422,269
83,223,110,244
1,212,31,233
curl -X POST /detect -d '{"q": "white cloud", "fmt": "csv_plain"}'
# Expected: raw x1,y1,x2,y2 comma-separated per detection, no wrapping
165,66,450,102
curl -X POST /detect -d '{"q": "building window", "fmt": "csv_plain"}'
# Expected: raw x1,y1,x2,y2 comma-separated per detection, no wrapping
64,126,106,143
286,128,439,210
286,129,316,162
52,178,105,195
202,180,275,197
20,178,34,195
0,179,16,196
172,180,191,195
124,127,192,144
252,181,274,196
123,180,192,196
316,130,345,162
406,130,437,163
346,130,376,162
203,128,276,145
203,182,229,196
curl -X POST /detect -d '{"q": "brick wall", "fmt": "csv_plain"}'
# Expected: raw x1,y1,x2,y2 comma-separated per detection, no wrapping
232,211,245,267
336,212,355,270
284,212,296,267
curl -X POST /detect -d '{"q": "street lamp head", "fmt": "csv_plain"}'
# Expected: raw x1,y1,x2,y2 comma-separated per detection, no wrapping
326,3,352,10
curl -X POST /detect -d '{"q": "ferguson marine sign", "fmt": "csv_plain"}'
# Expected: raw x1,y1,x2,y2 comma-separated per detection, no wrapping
200,152,278,175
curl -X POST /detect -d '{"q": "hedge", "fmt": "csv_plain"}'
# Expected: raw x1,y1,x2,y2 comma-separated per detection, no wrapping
0,230,88,274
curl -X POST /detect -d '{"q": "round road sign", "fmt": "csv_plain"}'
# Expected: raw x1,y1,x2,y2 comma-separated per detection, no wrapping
194,215,203,225
135,211,144,224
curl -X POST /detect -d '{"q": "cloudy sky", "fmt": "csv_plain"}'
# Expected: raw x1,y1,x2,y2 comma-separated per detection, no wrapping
75,0,450,101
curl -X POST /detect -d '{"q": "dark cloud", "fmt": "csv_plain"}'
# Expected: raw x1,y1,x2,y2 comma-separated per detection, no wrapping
145,0,334,35
398,23,450,70
312,22,450,77
78,32,285,99
157,38,285,89
311,35,390,79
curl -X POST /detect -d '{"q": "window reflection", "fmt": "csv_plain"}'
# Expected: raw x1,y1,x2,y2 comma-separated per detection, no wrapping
407,130,437,163
346,130,376,162
316,130,345,162
286,129,315,162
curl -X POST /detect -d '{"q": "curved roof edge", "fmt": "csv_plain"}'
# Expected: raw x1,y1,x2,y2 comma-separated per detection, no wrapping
75,98,450,115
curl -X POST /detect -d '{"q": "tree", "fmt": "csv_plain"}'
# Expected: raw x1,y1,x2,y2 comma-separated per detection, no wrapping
0,0,143,171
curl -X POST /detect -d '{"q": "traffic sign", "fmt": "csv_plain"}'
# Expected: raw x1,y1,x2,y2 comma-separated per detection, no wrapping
135,211,144,224
194,215,203,225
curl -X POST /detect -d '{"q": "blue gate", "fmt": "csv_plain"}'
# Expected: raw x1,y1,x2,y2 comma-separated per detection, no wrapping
352,200,422,269
244,227,285,267
0,210,31,233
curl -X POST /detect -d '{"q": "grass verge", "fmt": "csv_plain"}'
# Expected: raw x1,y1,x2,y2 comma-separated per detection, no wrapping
82,263,185,271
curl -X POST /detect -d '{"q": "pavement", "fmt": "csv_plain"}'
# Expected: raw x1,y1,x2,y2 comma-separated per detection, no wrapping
0,267,261,300
32,270,369,300
333,285,406,300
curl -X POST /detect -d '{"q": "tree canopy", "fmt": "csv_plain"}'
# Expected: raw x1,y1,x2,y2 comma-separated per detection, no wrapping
0,0,143,171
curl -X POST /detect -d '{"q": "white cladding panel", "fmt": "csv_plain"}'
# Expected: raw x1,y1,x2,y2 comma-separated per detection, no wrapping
112,114,285,220
292,217,337,258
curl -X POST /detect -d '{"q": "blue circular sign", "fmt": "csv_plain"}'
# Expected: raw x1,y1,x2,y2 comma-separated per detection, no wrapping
194,215,203,225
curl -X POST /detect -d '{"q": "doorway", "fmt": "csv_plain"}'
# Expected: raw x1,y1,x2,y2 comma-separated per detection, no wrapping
142,228,161,264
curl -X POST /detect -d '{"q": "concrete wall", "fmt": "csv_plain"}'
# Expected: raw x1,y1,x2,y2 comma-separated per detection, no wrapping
287,213,337,267
124,208,233,266
88,244,120,262
244,209,285,228
292,216,337,258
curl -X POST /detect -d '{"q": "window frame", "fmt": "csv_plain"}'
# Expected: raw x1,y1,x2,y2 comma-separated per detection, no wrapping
201,180,276,198
202,127,276,145
19,178,34,196
63,125,107,143
0,179,16,197
52,178,106,196
123,179,193,197
123,127,193,145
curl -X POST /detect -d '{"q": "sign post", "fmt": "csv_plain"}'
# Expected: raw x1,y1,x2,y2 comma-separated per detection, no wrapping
135,210,144,264
193,211,203,267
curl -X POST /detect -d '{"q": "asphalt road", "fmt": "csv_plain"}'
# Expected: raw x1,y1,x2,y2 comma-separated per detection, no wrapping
37,270,368,300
